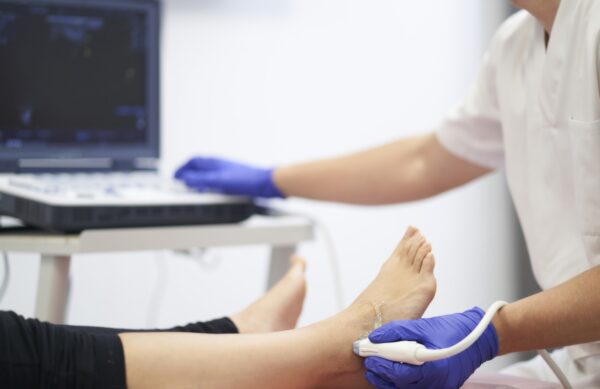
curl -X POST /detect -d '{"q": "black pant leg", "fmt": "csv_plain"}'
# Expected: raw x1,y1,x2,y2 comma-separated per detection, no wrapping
69,317,238,336
0,311,126,389
0,311,239,389
166,317,238,334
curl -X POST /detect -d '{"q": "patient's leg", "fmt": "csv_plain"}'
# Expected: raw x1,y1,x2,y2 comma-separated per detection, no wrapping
121,227,436,389
0,257,308,389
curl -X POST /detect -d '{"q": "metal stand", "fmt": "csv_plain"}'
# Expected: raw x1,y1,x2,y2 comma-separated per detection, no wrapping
267,246,296,290
34,255,71,324
0,215,313,324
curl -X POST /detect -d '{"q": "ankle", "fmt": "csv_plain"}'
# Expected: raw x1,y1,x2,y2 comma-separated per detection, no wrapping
229,312,255,334
312,304,376,381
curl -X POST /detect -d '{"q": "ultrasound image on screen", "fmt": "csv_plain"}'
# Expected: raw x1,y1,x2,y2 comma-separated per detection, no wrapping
0,2,149,148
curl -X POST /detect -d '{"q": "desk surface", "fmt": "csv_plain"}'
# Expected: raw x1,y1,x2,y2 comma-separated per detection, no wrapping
0,215,314,255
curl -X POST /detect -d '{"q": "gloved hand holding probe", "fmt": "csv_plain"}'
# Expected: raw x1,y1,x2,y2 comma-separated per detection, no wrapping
364,307,499,389
175,157,284,198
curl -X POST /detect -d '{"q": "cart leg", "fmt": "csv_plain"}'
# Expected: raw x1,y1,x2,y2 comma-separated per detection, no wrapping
35,255,71,324
267,245,296,290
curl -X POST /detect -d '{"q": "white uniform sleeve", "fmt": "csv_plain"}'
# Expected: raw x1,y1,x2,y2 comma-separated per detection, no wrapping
436,41,504,170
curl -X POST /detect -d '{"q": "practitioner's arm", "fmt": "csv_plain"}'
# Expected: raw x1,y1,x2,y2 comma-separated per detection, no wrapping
492,265,600,355
175,133,491,204
364,266,600,388
274,133,490,205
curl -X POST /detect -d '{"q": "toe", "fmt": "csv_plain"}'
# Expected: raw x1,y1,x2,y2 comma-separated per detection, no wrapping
407,235,426,265
403,226,418,239
288,256,307,278
290,255,307,271
414,242,431,271
420,253,435,274
392,227,419,258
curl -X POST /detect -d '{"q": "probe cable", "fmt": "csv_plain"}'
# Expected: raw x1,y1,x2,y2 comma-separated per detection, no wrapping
355,301,573,389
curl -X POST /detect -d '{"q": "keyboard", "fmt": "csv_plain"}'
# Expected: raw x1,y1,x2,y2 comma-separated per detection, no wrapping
0,172,255,232
6,172,193,201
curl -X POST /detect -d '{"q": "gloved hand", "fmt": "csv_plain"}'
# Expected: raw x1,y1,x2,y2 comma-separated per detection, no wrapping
364,307,499,389
174,157,285,198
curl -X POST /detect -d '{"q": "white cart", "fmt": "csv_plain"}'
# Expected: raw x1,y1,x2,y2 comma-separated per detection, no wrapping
0,214,314,324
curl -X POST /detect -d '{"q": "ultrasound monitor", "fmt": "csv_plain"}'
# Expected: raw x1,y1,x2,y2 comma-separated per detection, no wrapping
0,0,256,232
0,0,160,171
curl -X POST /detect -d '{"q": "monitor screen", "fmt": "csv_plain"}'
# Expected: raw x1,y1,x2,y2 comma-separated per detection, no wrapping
0,0,159,167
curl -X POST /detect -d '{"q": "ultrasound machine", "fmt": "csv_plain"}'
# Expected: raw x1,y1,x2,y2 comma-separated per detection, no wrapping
0,0,255,232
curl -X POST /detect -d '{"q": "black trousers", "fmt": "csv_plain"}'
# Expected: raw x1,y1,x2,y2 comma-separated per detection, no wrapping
0,311,238,389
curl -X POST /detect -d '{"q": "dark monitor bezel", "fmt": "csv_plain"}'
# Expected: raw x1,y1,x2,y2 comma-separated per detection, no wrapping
0,0,160,172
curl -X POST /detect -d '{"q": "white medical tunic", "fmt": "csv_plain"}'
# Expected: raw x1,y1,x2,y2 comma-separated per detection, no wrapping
436,0,600,383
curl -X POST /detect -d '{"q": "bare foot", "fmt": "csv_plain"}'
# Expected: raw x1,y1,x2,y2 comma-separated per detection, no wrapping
352,226,437,325
317,227,437,387
231,256,307,334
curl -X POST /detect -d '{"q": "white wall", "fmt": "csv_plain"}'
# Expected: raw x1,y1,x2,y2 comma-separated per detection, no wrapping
1,0,525,372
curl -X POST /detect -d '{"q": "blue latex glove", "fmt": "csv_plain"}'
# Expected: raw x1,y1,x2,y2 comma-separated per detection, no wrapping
174,157,285,198
364,307,499,389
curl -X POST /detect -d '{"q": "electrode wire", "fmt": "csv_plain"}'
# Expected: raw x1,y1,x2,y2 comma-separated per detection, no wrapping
312,219,345,310
255,206,346,311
